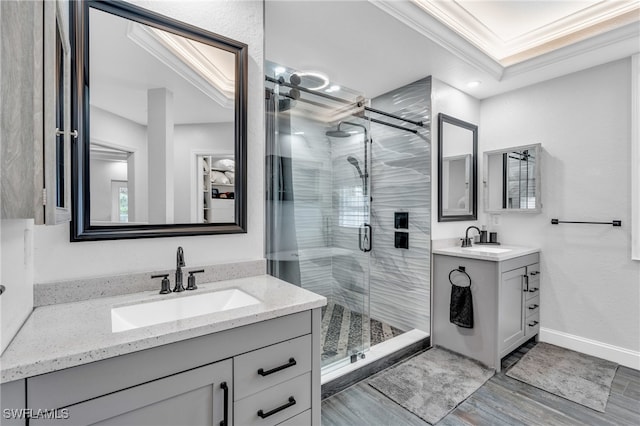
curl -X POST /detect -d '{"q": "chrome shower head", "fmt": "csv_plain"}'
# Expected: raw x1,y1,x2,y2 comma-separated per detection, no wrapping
347,155,364,179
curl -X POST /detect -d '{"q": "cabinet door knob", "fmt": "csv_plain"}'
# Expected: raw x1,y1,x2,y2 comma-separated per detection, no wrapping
528,287,539,293
528,304,539,310
528,320,539,327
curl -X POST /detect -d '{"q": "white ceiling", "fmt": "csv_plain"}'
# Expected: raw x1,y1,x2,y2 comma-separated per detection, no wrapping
265,0,640,100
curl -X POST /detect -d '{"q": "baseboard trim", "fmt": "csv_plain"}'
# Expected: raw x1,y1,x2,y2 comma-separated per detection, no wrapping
539,327,640,370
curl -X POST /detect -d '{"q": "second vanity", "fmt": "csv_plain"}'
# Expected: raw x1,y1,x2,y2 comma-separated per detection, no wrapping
0,275,326,426
433,244,540,372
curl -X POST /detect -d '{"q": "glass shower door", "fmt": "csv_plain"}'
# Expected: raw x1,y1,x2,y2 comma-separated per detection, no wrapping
265,62,371,371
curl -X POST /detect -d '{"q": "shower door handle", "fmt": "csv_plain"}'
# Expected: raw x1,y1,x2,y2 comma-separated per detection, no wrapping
358,224,372,252
363,224,372,252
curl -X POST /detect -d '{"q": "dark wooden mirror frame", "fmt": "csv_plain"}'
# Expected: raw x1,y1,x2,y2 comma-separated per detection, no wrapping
437,113,478,222
70,0,247,241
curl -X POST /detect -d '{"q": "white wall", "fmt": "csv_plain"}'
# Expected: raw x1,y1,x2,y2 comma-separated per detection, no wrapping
34,0,264,283
173,122,234,224
431,78,481,239
479,59,640,366
1,220,33,355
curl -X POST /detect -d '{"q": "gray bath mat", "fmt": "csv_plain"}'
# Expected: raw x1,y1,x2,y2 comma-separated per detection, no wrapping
506,342,618,412
368,347,494,424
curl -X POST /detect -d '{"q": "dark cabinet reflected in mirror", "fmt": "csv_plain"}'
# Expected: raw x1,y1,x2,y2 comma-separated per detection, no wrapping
71,0,247,240
484,144,542,213
437,113,478,222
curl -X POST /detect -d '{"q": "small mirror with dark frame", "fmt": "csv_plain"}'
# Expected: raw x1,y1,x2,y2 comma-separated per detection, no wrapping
438,113,478,222
70,0,247,241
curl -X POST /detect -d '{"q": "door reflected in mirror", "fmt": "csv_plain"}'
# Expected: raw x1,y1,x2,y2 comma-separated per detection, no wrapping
438,113,477,222
484,144,542,213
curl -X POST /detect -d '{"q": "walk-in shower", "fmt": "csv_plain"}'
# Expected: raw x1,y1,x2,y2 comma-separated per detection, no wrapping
265,62,432,378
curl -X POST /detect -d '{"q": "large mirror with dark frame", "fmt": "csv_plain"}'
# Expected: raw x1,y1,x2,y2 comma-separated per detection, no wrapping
438,113,478,222
71,0,247,241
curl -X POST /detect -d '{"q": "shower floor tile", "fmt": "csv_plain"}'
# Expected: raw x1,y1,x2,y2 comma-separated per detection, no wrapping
321,302,404,367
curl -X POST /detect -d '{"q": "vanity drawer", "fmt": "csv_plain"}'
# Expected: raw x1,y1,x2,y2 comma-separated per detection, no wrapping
235,334,311,400
525,264,540,301
234,372,311,426
525,296,540,317
526,312,540,336
278,409,311,425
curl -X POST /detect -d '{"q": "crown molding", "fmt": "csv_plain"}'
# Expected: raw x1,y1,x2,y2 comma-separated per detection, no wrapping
127,22,234,108
414,0,640,62
372,0,640,84
503,20,640,79
369,0,504,80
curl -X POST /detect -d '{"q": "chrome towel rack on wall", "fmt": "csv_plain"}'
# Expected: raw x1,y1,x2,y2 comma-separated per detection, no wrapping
551,219,622,227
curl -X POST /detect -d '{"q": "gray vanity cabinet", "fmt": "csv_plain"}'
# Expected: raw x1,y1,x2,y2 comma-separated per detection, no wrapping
24,310,321,426
434,252,540,372
499,267,528,351
0,379,26,426
30,359,232,426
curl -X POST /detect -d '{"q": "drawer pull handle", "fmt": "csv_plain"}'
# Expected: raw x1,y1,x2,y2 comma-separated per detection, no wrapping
528,287,539,293
257,357,297,376
528,304,539,310
528,320,539,327
220,382,229,426
257,396,296,419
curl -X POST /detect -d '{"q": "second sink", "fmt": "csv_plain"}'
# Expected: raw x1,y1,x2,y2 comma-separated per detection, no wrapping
111,288,261,332
461,246,512,254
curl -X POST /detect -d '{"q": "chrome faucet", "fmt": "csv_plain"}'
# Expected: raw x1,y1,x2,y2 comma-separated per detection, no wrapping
173,246,186,292
461,226,481,247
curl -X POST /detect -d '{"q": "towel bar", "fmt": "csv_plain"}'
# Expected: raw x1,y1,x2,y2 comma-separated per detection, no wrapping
551,219,621,227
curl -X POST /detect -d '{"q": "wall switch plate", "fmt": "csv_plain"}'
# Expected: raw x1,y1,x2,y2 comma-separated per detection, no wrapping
491,214,501,226
395,231,409,249
394,212,409,229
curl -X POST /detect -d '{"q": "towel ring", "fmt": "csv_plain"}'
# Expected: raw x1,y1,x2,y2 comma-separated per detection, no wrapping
449,268,471,288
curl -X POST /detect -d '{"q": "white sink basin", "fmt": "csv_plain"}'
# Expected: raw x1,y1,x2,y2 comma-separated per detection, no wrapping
111,288,260,333
461,246,512,254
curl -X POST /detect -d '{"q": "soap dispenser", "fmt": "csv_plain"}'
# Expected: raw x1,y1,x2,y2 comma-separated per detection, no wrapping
479,225,488,243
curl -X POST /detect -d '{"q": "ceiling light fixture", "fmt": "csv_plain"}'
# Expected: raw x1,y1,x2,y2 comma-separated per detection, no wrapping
297,71,329,91
467,80,482,88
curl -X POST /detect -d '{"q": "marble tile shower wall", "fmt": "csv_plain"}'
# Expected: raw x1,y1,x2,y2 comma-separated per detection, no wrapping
368,77,432,332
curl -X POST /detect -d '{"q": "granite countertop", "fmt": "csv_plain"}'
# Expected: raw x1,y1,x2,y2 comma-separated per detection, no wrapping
432,244,540,262
0,275,326,383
